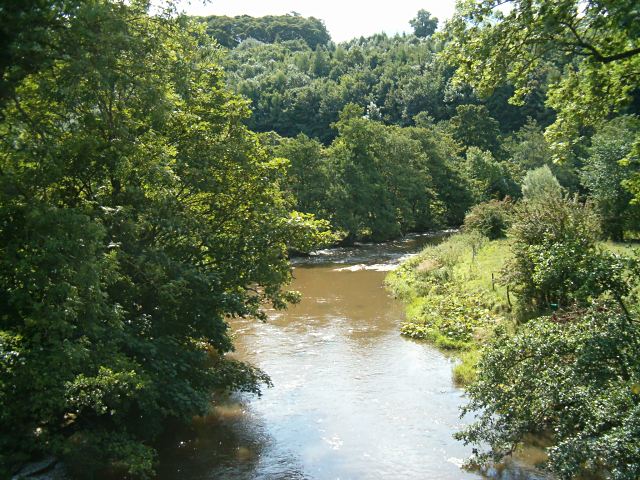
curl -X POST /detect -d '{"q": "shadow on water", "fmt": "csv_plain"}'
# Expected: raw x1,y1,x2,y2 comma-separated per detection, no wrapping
157,397,308,479
156,232,550,480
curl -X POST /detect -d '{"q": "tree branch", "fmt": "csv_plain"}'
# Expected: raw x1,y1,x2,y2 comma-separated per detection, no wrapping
560,21,640,63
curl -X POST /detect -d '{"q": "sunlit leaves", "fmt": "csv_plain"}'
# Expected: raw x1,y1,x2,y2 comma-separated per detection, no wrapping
443,0,640,160
457,302,640,478
0,1,331,476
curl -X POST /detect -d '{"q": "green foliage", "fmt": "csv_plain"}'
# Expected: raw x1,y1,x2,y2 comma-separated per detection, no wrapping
214,24,550,144
274,133,332,219
463,199,513,240
444,0,640,160
463,147,518,202
503,193,637,310
199,14,331,49
63,430,156,479
581,116,640,240
503,119,579,190
450,105,502,156
399,288,500,349
0,0,84,106
521,166,563,201
266,106,472,242
410,10,438,38
0,2,330,477
325,107,448,241
387,233,509,356
452,349,481,386
456,301,640,479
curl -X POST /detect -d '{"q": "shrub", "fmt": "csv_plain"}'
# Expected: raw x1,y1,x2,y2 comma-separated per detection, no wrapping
501,194,630,310
456,301,640,479
521,165,563,201
463,198,513,240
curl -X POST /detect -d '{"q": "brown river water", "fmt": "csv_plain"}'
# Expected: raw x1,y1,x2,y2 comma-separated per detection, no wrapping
157,234,549,480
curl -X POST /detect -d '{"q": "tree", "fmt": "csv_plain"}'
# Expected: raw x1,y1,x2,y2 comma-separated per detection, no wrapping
200,14,331,49
463,147,517,202
444,0,640,159
500,192,625,310
521,166,563,201
410,9,438,38
457,300,640,479
463,199,513,240
450,104,502,156
0,2,331,477
0,0,100,108
503,119,579,190
581,116,640,240
274,133,331,218
406,123,473,226
323,105,445,242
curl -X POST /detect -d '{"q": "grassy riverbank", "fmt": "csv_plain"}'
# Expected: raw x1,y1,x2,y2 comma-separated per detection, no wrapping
387,232,638,386
386,233,514,385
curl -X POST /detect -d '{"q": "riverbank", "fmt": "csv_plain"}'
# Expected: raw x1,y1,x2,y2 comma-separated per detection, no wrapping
386,232,638,385
385,232,514,385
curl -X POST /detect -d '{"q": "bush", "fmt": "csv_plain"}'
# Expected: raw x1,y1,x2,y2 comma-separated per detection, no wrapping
521,165,563,201
501,194,631,310
463,198,513,240
456,301,640,479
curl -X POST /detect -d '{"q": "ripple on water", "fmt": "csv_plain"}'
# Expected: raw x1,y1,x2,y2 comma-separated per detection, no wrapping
157,235,548,480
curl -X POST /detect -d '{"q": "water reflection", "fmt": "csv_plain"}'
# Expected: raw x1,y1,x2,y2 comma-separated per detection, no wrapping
157,234,549,480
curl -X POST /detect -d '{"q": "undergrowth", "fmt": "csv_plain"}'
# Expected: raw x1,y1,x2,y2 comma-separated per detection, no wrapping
386,232,513,386
387,233,638,386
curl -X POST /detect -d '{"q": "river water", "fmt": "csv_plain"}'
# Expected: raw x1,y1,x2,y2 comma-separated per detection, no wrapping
157,234,547,480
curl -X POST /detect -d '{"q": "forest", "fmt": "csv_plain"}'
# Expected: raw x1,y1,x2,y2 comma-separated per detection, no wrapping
0,0,639,478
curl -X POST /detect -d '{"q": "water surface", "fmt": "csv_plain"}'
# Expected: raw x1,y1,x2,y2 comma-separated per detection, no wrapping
158,234,546,479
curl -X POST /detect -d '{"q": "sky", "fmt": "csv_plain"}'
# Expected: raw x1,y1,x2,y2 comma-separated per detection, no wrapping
176,0,459,43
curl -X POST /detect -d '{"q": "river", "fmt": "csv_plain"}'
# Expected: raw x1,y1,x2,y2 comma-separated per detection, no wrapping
157,234,548,480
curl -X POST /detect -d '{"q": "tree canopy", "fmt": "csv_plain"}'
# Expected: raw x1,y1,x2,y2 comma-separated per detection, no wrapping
410,9,438,38
0,2,331,477
198,14,331,49
444,0,640,159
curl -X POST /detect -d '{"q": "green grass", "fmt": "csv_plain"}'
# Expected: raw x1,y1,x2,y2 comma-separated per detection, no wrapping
388,233,640,386
601,240,639,256
452,349,481,386
386,232,513,386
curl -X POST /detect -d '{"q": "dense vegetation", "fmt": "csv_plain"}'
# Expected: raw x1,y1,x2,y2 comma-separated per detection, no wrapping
198,13,331,49
1,0,639,478
0,2,331,478
389,188,640,478
439,3,640,475
198,7,638,244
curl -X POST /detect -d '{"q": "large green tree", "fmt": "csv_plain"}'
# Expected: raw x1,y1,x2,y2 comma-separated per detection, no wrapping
581,116,640,240
444,0,640,159
0,2,330,477
410,9,438,38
